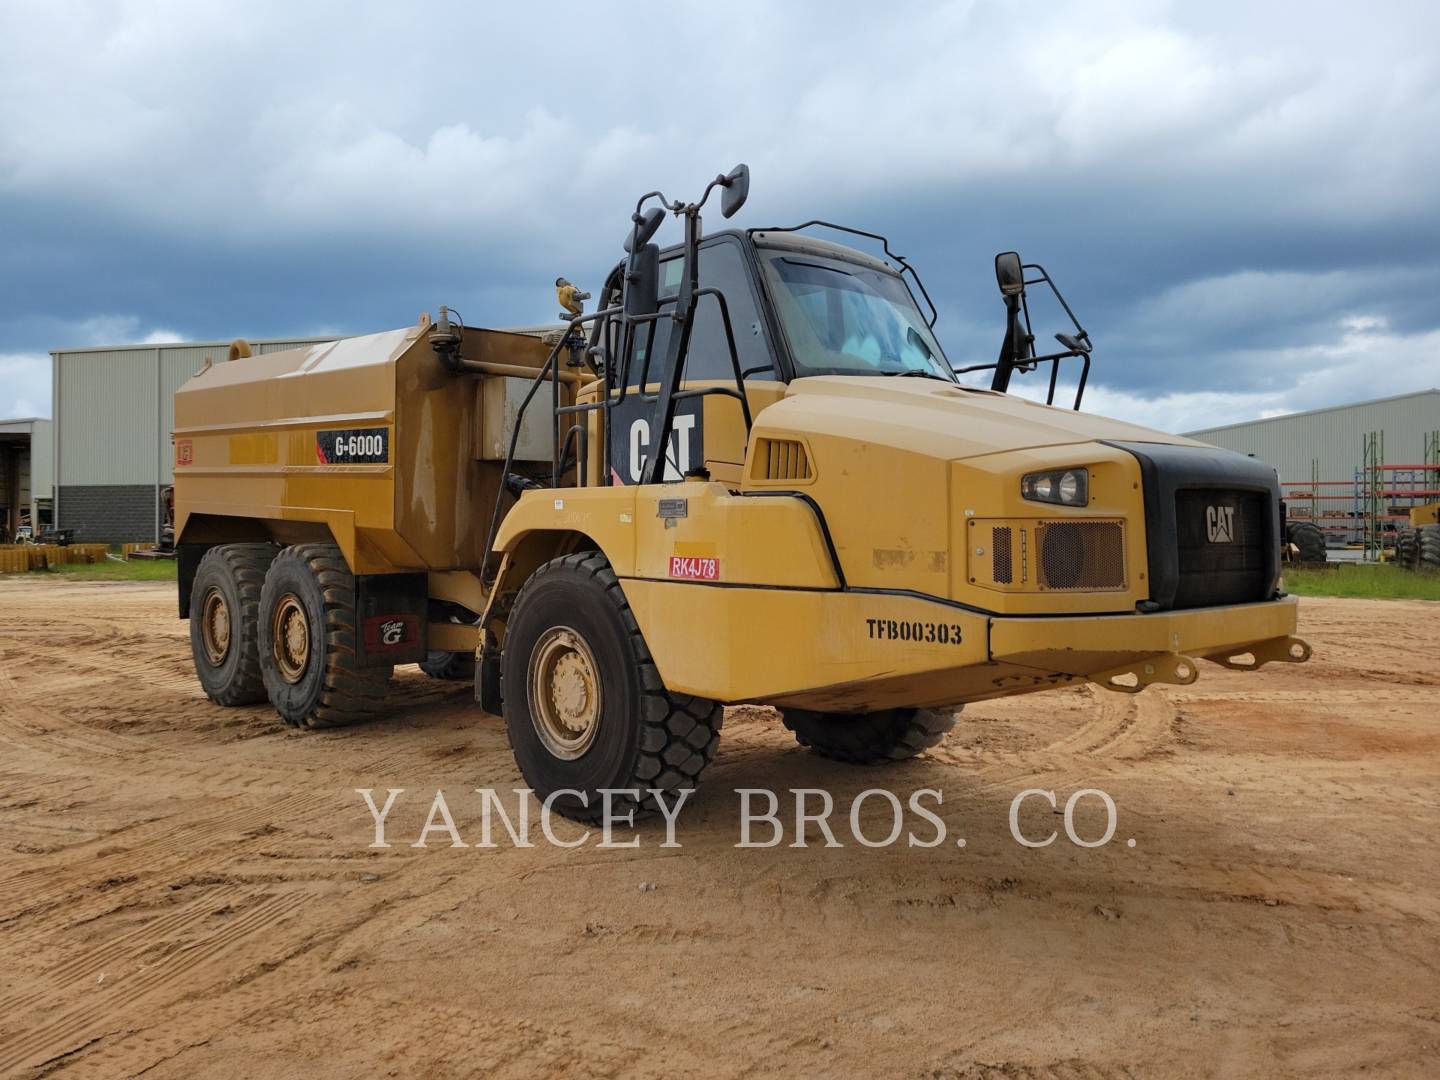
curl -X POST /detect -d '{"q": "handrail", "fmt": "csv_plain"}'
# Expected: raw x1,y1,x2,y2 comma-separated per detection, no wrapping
478,307,614,583
746,219,939,329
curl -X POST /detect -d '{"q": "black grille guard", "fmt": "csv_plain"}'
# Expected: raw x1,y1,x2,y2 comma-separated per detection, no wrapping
1104,441,1283,612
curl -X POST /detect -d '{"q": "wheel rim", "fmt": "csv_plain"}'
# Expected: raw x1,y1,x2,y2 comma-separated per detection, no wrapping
199,587,231,666
528,626,602,760
270,594,310,684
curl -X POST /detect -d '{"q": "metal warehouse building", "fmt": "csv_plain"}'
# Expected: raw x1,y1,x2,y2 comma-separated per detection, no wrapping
1185,389,1440,480
1186,388,1440,545
0,416,53,539
51,337,331,543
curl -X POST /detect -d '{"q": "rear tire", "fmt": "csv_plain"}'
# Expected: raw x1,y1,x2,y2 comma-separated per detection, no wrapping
258,543,392,729
420,651,476,680
501,552,722,824
1420,524,1440,573
781,706,958,765
1286,521,1327,563
189,543,276,706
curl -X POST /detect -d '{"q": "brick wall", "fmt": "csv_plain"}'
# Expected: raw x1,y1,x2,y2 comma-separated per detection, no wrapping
57,485,159,543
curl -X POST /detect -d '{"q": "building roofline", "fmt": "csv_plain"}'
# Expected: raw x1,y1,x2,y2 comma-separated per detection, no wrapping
0,416,48,425
1183,388,1440,436
49,335,337,357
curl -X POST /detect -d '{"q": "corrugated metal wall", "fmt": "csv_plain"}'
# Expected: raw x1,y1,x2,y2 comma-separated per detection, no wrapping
30,419,52,497
52,337,333,537
1185,390,1440,482
57,348,160,485
53,337,331,484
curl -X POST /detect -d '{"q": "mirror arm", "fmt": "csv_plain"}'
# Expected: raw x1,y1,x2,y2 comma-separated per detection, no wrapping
990,295,1021,393
698,174,728,210
633,189,671,216
1073,353,1091,411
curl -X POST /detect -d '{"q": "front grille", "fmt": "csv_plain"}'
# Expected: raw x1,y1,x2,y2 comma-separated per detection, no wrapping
1174,488,1268,607
1107,440,1281,611
1035,521,1126,590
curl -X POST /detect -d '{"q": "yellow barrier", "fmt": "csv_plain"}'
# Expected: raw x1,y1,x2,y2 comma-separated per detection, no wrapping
0,543,112,572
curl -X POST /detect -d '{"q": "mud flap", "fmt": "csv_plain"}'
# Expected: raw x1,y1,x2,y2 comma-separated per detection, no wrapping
477,627,503,715
355,572,428,667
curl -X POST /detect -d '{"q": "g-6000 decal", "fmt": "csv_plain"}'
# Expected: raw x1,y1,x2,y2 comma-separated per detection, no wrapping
317,427,389,464
866,618,965,645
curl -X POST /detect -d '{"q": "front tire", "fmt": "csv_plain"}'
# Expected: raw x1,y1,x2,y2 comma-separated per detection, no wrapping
501,552,722,823
258,543,392,729
189,543,276,706
781,707,958,765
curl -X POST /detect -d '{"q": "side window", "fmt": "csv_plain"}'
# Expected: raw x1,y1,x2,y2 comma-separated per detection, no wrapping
627,239,773,385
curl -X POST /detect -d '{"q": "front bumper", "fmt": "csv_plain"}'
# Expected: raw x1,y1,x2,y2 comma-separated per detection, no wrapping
990,595,1303,673
621,579,1309,711
989,596,1309,695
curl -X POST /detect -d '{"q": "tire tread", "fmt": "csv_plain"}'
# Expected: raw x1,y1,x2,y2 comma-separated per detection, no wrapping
781,706,957,765
192,543,276,706
265,543,390,729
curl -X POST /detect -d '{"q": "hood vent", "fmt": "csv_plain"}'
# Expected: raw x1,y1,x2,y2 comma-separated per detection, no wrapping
751,437,812,482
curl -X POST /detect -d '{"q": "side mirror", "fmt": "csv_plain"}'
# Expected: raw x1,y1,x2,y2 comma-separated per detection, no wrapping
995,251,1025,297
720,163,750,219
624,244,660,319
625,207,666,253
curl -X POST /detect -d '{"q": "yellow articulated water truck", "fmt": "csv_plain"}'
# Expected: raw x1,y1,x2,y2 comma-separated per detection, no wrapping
173,165,1310,822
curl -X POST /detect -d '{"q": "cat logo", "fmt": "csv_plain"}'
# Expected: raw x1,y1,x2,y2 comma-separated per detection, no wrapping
1205,504,1236,544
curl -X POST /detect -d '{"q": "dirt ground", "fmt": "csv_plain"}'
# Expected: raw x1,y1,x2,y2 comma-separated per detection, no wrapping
0,578,1437,1079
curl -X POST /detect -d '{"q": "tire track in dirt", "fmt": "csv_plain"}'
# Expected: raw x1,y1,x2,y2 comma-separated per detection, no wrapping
0,890,310,1075
0,788,331,913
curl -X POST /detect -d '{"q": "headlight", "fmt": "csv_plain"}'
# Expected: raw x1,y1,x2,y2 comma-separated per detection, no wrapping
1021,468,1089,506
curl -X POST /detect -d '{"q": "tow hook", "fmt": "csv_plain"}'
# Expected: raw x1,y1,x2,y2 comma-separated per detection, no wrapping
1091,653,1199,695
1202,636,1312,672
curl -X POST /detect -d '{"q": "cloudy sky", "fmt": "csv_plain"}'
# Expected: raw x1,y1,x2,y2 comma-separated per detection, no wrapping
2,0,1438,432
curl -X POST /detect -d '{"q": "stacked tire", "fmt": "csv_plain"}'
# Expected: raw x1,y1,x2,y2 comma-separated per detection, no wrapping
1285,521,1327,563
1395,527,1419,571
1421,524,1440,573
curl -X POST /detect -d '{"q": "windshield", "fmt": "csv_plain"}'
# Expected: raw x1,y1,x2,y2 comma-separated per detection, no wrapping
759,251,952,380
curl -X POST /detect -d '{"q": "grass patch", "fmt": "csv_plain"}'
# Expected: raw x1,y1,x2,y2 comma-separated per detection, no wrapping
41,557,178,582
1284,562,1440,601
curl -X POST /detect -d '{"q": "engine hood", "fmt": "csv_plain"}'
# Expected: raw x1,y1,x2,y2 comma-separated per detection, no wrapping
771,376,1206,460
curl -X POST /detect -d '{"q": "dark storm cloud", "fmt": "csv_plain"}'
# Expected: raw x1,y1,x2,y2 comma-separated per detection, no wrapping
3,0,1439,431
